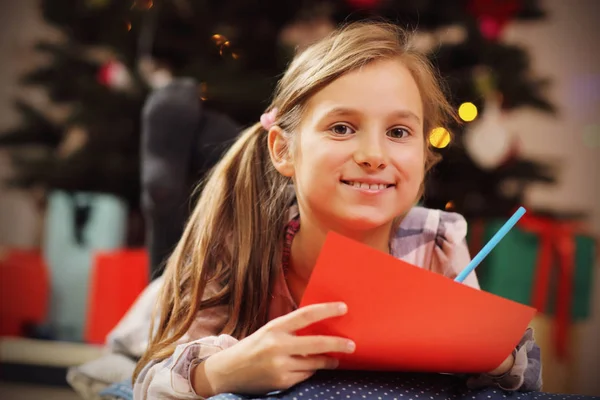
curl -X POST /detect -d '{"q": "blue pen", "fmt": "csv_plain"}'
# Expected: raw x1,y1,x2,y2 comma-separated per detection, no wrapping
455,206,527,283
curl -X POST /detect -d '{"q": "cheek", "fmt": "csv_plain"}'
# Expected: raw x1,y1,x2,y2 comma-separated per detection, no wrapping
296,133,343,176
394,149,425,181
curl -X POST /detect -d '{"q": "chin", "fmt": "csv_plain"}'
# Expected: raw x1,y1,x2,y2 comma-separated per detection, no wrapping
334,209,395,231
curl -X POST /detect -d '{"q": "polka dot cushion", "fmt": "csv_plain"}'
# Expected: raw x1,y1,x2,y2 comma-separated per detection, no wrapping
208,371,599,400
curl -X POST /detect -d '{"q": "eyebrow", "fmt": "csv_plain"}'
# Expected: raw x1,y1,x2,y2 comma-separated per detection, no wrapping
319,106,422,124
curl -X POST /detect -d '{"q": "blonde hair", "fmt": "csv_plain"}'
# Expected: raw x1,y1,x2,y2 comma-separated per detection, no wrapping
134,21,456,381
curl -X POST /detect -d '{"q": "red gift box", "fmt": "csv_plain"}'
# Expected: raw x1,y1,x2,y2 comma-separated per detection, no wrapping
0,250,49,337
84,250,149,344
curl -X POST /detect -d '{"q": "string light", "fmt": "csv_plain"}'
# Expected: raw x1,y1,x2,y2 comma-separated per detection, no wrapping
458,102,478,122
445,201,455,210
219,41,231,57
211,34,238,59
429,127,451,149
211,34,228,46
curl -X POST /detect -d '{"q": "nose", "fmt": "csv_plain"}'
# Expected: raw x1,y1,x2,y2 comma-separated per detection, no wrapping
353,133,388,170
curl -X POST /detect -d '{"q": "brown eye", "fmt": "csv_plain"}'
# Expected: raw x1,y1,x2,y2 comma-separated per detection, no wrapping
331,124,355,136
387,127,410,139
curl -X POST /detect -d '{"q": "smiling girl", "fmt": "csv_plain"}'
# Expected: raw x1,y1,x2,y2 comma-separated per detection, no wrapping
133,21,541,399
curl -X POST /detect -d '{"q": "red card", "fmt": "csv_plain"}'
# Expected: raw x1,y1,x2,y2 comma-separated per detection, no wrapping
297,232,537,373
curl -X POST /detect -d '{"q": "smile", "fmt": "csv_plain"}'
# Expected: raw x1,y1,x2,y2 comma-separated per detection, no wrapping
341,180,395,191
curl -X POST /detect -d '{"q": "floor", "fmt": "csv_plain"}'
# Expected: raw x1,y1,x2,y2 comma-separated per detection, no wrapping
0,382,81,400
0,337,104,400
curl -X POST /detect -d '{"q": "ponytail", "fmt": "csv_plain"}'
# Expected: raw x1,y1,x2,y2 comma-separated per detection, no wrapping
134,123,291,381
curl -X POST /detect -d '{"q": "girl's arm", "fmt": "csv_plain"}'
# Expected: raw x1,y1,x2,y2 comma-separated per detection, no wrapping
467,328,542,391
133,281,238,399
134,302,354,399
133,334,239,400
431,210,543,392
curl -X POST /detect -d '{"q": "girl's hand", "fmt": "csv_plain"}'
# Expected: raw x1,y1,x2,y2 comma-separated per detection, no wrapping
197,302,355,396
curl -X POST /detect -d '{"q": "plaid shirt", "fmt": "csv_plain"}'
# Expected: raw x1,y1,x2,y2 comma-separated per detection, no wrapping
133,206,542,399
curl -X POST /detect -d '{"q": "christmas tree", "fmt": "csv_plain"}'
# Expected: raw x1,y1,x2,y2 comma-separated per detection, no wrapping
0,0,556,222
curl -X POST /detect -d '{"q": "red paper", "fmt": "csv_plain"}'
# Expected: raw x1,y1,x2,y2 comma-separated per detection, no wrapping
298,232,537,373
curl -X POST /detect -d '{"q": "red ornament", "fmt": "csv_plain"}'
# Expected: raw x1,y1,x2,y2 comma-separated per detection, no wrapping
96,61,113,86
479,16,502,40
346,0,380,9
468,0,521,40
97,59,132,90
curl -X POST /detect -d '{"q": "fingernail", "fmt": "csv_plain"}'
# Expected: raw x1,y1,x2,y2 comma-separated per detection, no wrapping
331,359,340,369
347,341,356,353
338,303,348,313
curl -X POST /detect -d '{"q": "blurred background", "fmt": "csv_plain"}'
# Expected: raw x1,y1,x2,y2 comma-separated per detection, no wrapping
0,0,598,398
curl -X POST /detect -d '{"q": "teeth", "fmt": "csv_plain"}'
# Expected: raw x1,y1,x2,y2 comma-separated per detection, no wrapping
346,181,390,190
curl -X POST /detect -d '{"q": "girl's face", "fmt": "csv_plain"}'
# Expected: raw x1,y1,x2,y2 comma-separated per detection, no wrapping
273,58,425,232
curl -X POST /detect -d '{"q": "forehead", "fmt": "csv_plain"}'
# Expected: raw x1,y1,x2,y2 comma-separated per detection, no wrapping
304,58,423,123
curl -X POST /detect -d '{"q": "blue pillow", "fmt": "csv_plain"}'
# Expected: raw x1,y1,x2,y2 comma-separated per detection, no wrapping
99,379,133,400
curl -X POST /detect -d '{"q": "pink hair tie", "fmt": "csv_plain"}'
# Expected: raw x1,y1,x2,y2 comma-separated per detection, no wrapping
260,107,278,130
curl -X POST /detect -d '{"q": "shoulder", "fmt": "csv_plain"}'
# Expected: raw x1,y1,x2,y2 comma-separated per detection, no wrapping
390,206,469,267
392,206,468,246
394,207,478,286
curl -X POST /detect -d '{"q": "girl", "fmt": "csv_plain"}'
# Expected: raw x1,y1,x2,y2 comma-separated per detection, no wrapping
133,21,542,399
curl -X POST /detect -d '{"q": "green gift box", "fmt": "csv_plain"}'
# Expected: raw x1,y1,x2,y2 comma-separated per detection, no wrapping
469,219,596,321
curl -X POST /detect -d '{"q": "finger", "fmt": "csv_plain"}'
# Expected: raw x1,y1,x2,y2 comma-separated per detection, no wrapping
268,302,348,332
290,355,340,371
289,335,356,356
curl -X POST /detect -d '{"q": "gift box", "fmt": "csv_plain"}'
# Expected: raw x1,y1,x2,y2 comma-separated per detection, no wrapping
84,249,149,345
0,250,49,337
468,213,596,360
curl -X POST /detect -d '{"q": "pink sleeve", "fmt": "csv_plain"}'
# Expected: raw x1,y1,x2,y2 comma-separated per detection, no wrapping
134,334,238,399
133,281,237,399
429,211,480,289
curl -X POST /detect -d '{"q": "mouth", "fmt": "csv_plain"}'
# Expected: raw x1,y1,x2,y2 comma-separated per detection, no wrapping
341,180,395,190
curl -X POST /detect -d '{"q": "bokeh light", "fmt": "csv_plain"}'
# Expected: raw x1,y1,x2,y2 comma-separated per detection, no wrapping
445,201,455,210
429,127,451,149
211,34,237,59
219,41,231,57
211,34,228,46
458,102,478,122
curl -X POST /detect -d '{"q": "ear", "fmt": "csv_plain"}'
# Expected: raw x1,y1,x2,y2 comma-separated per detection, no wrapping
267,126,295,177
